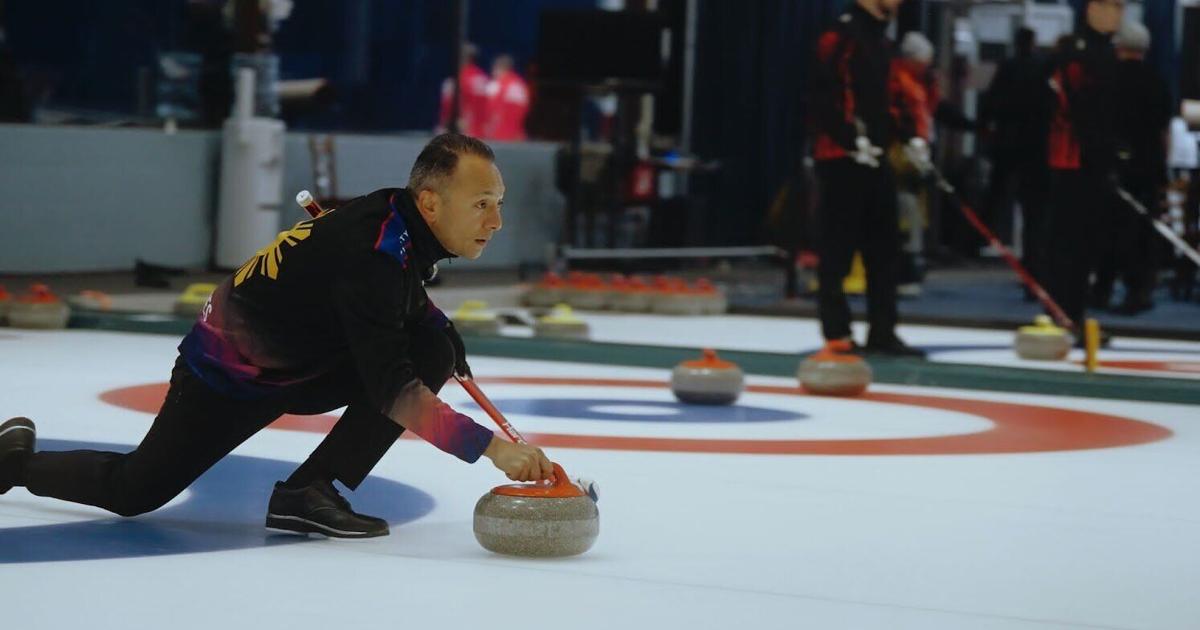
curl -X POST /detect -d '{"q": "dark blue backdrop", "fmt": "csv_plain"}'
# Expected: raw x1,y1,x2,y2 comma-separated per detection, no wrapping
3,0,594,129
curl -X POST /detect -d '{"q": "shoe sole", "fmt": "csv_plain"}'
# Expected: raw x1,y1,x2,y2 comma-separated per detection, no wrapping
264,513,388,539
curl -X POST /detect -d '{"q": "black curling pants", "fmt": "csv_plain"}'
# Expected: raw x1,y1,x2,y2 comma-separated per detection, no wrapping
1047,169,1115,326
815,158,900,341
21,326,454,517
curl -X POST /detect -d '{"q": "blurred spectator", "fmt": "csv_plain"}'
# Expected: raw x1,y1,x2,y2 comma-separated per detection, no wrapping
887,31,974,296
484,54,530,141
437,44,489,137
1091,20,1172,314
1044,0,1122,334
979,26,1050,293
888,31,937,296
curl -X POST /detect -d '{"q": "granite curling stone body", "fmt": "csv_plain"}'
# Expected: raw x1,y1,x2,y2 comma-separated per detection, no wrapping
452,300,501,336
473,464,599,557
533,304,590,340
8,284,71,330
798,340,872,396
671,348,744,405
1014,315,1071,361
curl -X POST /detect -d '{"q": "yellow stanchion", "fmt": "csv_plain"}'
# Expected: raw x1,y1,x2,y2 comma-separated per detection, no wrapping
843,252,866,294
806,251,867,294
1084,318,1100,373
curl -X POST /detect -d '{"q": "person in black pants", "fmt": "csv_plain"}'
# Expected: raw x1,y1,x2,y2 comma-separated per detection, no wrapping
0,134,553,538
809,0,923,357
1044,0,1124,333
979,27,1052,296
1090,21,1172,314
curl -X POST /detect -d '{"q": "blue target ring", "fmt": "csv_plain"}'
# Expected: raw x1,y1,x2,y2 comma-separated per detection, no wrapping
465,398,805,423
0,439,435,564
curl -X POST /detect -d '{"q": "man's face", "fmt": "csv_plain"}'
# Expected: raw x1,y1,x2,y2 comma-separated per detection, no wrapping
1087,0,1125,35
419,154,505,260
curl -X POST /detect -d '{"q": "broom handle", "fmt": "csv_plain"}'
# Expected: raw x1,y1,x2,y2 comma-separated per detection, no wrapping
296,190,324,218
931,171,1077,332
454,375,528,445
1113,185,1200,268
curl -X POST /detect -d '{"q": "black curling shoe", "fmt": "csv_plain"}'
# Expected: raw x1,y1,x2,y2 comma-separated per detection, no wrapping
265,478,389,539
0,417,36,495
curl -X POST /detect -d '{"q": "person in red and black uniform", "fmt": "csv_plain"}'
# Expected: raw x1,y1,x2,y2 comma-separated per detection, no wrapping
1044,0,1125,331
810,0,923,356
0,134,554,538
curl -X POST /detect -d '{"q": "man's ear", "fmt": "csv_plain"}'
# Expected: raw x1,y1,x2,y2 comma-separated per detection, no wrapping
416,189,440,224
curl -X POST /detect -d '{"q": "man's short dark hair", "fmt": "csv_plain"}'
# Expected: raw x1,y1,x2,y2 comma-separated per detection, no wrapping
408,133,495,194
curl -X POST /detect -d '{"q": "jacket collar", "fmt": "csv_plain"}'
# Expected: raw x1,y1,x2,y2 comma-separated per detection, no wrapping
394,188,455,275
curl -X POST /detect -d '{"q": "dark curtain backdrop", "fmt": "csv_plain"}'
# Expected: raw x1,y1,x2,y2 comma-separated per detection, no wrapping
3,0,594,129
690,0,842,246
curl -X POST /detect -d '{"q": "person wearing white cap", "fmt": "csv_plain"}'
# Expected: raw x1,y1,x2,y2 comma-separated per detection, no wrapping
1090,20,1172,314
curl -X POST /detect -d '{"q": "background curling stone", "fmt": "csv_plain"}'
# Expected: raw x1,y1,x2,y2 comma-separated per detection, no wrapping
609,275,653,312
523,272,565,308
67,290,113,311
533,304,590,340
671,348,744,405
564,272,608,310
1014,315,1071,361
650,276,703,315
9,284,71,330
452,300,501,336
691,278,728,315
0,285,10,325
173,283,216,318
798,340,872,397
474,463,599,558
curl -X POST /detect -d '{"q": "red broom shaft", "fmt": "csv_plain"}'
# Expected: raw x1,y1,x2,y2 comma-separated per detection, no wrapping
455,375,528,445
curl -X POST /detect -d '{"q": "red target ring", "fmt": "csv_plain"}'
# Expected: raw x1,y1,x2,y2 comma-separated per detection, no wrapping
100,376,1171,455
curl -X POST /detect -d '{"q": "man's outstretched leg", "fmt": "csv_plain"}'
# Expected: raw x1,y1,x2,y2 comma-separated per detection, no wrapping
11,358,281,517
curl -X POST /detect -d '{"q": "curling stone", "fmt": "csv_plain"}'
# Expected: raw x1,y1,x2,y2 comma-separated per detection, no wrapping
452,300,501,336
691,278,728,315
532,304,590,340
650,276,704,316
1014,315,1071,361
67,290,113,311
671,348,744,405
523,272,565,308
602,274,629,307
564,272,609,310
474,463,599,557
798,340,872,397
609,275,653,312
0,285,11,325
173,283,216,318
9,284,71,330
